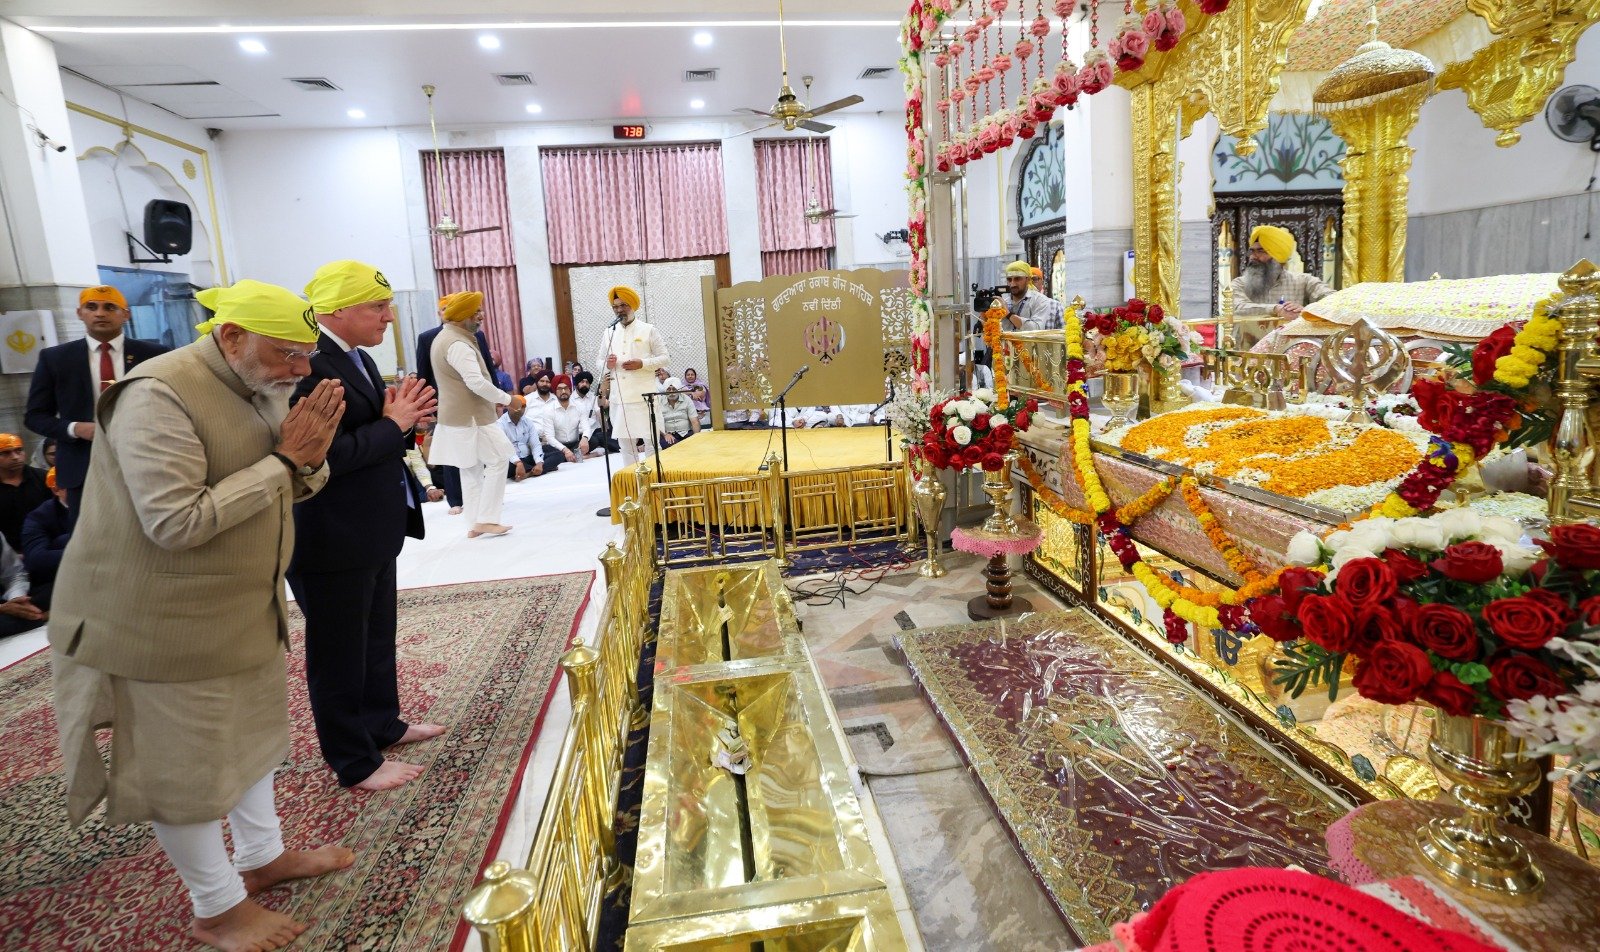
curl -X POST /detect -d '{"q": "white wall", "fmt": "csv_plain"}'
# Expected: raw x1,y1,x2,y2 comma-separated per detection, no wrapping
1410,28,1600,217
220,110,909,366
1178,113,1218,223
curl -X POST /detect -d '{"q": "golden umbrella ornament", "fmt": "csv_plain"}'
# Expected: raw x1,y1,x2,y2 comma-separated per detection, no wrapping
1312,0,1437,112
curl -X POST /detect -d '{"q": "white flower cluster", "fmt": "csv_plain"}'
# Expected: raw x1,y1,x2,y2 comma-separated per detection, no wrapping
1287,507,1538,582
1505,638,1600,782
886,385,948,445
942,390,1002,448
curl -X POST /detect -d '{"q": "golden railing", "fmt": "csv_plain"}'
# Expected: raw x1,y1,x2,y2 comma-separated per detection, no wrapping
632,453,913,568
462,485,658,951
1550,260,1600,525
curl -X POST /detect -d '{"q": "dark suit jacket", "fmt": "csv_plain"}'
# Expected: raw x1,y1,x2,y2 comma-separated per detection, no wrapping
415,325,494,396
25,337,169,489
21,497,70,585
288,334,425,574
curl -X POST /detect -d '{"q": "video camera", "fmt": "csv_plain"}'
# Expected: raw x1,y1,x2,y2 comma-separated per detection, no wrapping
971,283,1009,315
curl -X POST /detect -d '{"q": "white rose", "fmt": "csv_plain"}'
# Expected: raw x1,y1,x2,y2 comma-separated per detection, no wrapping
1390,517,1447,552
972,388,996,403
1287,530,1324,566
1324,530,1350,551
952,424,972,446
1345,518,1395,552
957,402,978,421
1491,540,1540,576
1479,516,1525,546
1434,507,1482,543
1331,543,1383,572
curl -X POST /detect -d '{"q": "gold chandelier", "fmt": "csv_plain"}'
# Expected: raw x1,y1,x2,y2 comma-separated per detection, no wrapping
1312,0,1437,111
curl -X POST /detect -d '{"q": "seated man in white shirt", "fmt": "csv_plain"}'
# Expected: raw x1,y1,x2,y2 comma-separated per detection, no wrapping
838,404,878,427
498,396,562,480
544,375,598,460
656,379,701,446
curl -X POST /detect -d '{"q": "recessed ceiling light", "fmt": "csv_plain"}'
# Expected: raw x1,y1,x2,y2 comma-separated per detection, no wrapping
689,98,706,109
347,108,366,119
693,31,713,47
238,38,267,54
525,102,543,114
478,33,501,50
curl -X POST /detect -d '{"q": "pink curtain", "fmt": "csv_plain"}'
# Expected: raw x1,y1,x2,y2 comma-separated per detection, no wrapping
421,148,525,375
540,144,729,264
434,266,524,377
754,139,836,262
762,248,832,276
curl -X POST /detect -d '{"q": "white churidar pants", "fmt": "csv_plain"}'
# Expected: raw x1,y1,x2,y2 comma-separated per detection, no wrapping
614,401,651,467
462,457,508,525
150,770,284,918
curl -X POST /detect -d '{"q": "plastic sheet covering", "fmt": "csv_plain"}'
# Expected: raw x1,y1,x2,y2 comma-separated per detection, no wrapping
899,609,1347,945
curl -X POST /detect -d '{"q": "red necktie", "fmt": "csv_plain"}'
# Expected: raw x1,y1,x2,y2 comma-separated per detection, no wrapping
98,342,114,393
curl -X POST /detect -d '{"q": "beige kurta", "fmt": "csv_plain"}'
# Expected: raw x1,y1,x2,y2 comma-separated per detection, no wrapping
1230,270,1335,317
51,336,326,825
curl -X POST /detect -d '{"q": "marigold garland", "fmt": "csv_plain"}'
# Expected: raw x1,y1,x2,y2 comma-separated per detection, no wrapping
982,303,1010,409
1179,476,1266,583
1018,452,1175,525
1492,291,1562,390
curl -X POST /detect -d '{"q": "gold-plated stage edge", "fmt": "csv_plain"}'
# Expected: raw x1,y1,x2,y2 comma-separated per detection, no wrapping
1417,715,1545,898
655,562,803,673
462,484,658,950
622,890,904,951
1549,260,1600,525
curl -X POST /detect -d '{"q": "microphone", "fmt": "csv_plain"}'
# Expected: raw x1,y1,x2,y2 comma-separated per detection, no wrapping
608,314,624,328
771,364,810,405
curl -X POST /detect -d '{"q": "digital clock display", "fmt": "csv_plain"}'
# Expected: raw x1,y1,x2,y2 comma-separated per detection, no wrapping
613,124,647,140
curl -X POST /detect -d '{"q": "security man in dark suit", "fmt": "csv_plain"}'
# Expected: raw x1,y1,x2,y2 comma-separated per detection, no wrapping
414,304,496,514
288,261,441,793
25,286,168,513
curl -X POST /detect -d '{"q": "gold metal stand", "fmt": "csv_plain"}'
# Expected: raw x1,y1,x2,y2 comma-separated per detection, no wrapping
1417,714,1545,898
1549,260,1600,524
911,454,948,578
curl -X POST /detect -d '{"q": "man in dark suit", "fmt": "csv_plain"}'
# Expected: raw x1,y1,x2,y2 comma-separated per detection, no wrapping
289,261,440,793
414,298,496,516
25,286,168,513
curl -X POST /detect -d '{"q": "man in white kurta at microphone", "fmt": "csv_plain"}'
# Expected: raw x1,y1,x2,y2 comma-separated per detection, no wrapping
426,291,515,539
593,285,669,466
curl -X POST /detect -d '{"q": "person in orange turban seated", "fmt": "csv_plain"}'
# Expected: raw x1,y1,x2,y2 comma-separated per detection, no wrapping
426,290,516,538
1230,225,1334,320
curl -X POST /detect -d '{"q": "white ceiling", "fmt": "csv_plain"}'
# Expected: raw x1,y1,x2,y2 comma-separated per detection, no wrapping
22,4,911,130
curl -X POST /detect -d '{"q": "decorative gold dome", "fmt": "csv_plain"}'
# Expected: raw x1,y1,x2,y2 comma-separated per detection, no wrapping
1312,1,1436,111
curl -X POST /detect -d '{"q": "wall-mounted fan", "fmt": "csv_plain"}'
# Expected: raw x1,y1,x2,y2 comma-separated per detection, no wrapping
1546,84,1600,152
422,84,502,240
734,0,862,135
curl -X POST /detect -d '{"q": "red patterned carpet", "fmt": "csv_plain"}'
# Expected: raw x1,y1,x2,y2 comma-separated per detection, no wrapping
0,572,592,951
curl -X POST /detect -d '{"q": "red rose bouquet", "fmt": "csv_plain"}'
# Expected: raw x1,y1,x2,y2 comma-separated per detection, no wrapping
921,388,1037,472
1264,510,1600,722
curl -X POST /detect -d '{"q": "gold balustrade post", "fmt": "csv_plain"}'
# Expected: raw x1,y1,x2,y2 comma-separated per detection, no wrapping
462,860,542,952
764,450,790,568
609,505,651,732
598,540,623,590
562,644,615,877
1550,260,1600,524
632,461,660,574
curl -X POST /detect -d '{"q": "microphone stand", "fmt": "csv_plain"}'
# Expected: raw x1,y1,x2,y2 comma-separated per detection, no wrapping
595,319,622,518
641,390,665,485
768,366,808,550
870,396,893,463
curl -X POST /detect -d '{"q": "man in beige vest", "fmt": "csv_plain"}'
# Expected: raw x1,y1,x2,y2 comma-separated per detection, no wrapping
428,291,515,538
51,280,350,952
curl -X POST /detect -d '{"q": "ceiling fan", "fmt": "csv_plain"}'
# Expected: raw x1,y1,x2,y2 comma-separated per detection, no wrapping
799,134,855,222
422,84,502,241
734,0,863,135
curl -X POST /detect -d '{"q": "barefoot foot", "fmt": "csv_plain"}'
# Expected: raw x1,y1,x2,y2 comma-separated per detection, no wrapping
242,845,356,895
467,523,511,538
193,899,305,952
394,723,445,746
352,759,424,792
448,506,463,515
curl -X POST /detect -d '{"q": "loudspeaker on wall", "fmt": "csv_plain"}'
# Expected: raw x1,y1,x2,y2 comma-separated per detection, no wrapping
143,199,193,255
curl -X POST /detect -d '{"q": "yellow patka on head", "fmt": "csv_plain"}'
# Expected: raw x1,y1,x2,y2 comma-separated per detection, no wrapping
440,291,484,323
1004,260,1033,278
1250,225,1296,264
195,279,321,344
304,259,393,315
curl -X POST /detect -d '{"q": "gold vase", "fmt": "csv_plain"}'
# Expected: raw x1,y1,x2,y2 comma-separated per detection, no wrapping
978,450,1020,535
911,454,947,578
1148,363,1187,416
1416,714,1545,897
1102,371,1142,432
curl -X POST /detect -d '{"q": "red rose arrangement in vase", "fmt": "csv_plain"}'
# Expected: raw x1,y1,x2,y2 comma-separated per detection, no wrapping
921,389,1037,472
1261,510,1600,720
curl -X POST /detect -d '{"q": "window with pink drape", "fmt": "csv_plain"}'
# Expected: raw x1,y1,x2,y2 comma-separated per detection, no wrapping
421,148,525,375
540,144,729,265
754,138,836,277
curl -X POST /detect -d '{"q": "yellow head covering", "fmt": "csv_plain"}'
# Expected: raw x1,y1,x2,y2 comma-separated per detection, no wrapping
440,291,484,323
195,279,321,343
79,285,128,309
304,260,393,315
1250,225,1296,264
1004,260,1033,278
609,285,640,310
0,434,21,451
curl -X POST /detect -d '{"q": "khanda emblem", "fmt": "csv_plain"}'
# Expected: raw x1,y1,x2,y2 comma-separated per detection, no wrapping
302,306,320,335
6,329,36,354
803,316,845,364
374,270,390,289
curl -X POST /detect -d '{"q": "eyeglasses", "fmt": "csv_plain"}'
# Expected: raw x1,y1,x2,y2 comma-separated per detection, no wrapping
270,345,318,361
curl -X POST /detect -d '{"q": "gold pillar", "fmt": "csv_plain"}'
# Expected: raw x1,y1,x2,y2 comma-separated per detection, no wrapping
1324,84,1428,286
1550,260,1600,524
1130,85,1182,313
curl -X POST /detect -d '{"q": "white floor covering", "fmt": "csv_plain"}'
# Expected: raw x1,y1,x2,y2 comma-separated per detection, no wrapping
0,450,926,948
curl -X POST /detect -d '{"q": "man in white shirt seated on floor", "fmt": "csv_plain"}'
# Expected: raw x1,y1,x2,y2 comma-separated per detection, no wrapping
544,375,601,460
775,405,830,429
839,404,880,427
655,379,701,447
498,395,563,480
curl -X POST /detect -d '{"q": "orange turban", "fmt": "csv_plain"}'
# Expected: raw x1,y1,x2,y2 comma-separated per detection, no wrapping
508,394,526,410
609,285,640,310
46,467,56,490
1029,266,1043,279
0,434,21,451
440,291,484,323
80,286,127,309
